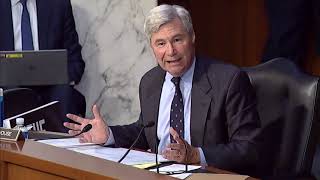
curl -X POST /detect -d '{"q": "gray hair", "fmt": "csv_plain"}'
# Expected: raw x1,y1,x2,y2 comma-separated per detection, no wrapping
144,4,194,40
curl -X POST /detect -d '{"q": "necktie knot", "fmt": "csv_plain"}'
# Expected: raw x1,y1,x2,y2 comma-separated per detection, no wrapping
20,0,27,6
171,77,181,87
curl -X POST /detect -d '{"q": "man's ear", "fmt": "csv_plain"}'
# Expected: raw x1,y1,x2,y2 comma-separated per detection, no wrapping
192,31,196,43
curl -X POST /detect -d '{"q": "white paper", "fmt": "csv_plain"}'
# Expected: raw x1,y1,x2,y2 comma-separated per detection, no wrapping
38,138,95,148
38,138,168,165
71,145,168,165
149,164,201,179
171,173,192,179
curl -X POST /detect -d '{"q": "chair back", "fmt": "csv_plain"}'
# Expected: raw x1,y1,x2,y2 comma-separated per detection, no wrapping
243,58,320,177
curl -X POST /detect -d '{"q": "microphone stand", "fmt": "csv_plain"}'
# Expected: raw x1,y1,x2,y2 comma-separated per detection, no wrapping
185,163,188,173
118,121,154,163
183,141,188,173
117,126,145,163
155,135,159,173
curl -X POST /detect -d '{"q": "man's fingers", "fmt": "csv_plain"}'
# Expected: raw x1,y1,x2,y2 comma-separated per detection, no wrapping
68,129,81,136
163,154,180,160
169,127,179,137
164,149,180,157
162,148,183,162
77,133,85,138
79,133,92,143
168,143,184,150
169,127,184,144
92,105,102,120
64,122,82,131
79,137,89,143
66,113,85,124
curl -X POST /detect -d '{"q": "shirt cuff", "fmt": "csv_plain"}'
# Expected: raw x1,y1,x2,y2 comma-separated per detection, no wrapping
197,147,207,166
104,127,115,146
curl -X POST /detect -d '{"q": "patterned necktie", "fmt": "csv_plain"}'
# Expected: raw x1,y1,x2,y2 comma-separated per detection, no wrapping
20,0,34,50
170,77,184,143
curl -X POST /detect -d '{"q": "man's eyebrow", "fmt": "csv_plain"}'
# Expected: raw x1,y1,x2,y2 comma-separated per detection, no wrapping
153,39,165,43
152,33,186,43
173,34,184,38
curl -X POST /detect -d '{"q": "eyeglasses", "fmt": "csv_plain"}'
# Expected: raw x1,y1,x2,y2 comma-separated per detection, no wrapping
158,169,189,175
151,164,190,175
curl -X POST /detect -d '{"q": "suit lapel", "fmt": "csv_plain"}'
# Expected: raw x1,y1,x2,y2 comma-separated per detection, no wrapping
0,0,14,50
144,67,165,152
36,0,49,49
190,58,212,147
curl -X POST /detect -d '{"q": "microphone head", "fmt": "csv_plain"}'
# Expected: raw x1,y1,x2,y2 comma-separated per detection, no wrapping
81,124,92,133
144,121,155,128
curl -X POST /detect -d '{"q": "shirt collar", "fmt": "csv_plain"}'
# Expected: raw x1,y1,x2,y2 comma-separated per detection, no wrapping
165,57,196,85
11,0,21,6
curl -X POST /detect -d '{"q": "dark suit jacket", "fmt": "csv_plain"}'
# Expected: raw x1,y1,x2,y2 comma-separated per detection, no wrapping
0,0,85,84
110,56,261,173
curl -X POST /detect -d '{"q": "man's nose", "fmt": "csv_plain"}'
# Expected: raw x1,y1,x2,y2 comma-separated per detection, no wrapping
166,43,176,56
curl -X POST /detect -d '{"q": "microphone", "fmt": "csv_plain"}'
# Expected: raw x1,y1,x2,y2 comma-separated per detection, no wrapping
32,124,92,140
72,124,92,137
118,121,155,163
56,123,93,139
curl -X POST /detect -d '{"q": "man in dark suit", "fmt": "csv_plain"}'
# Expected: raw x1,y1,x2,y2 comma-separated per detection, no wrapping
0,0,85,132
64,4,261,174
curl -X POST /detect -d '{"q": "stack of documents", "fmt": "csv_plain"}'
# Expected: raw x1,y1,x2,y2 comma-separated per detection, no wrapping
38,138,214,179
38,138,168,165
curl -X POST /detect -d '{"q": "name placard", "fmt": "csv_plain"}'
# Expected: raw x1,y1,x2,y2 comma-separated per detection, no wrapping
0,127,24,141
0,140,24,151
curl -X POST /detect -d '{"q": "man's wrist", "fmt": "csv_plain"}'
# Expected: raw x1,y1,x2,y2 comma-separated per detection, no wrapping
190,146,200,164
184,141,200,164
104,127,115,145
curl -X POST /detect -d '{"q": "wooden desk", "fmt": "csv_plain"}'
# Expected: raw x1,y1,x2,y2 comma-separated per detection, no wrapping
0,140,257,180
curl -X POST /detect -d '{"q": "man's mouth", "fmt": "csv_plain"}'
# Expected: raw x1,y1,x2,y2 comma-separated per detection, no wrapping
167,58,181,63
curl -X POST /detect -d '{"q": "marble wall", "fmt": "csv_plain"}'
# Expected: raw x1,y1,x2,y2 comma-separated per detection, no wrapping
71,0,157,125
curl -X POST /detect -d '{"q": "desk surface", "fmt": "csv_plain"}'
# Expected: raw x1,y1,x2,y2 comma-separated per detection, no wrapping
0,140,258,180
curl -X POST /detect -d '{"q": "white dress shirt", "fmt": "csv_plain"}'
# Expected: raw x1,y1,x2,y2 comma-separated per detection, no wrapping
11,0,39,51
